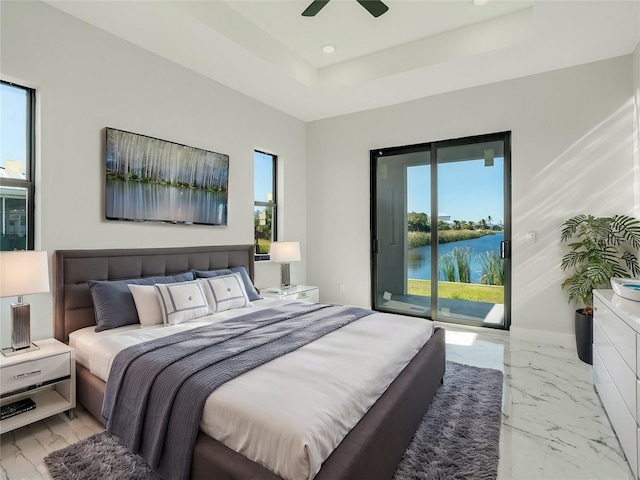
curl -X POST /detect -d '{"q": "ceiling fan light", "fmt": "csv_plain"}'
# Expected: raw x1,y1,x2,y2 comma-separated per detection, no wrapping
322,44,336,54
473,0,490,5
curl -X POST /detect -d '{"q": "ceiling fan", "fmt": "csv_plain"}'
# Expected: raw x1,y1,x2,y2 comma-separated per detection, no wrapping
302,0,389,18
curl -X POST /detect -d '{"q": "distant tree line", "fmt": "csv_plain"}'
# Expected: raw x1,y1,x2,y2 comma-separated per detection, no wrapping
407,212,502,232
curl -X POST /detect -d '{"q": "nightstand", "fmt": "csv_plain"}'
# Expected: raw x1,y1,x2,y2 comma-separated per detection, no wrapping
0,338,76,434
261,285,320,303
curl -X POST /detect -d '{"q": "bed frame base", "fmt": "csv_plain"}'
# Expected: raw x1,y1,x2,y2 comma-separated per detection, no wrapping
76,328,445,480
193,327,445,480
55,246,445,480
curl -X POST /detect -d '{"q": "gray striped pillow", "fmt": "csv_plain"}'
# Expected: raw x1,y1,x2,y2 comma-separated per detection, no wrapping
154,280,210,325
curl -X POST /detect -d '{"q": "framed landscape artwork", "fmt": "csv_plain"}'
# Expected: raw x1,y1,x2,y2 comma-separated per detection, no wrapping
105,128,229,226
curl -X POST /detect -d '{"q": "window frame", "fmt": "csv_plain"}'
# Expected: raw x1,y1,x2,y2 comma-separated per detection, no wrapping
254,150,278,261
1,80,36,251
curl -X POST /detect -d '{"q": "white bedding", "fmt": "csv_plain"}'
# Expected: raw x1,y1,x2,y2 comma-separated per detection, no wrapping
69,299,434,480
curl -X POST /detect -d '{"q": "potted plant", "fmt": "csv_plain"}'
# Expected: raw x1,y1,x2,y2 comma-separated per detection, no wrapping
560,214,640,364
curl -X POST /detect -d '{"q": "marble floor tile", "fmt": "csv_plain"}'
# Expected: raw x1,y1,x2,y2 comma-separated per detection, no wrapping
1,325,635,480
440,323,633,480
1,406,103,480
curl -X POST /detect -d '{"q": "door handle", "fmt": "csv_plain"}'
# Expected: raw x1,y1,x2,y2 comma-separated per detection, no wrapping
500,241,510,259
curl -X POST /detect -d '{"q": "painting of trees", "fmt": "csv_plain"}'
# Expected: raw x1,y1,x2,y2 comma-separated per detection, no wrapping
105,128,229,225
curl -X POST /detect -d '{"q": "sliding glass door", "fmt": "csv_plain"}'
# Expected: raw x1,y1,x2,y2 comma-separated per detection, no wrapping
371,132,511,329
373,149,432,316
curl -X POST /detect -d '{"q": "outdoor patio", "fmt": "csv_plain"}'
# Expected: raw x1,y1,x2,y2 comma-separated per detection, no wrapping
378,293,504,326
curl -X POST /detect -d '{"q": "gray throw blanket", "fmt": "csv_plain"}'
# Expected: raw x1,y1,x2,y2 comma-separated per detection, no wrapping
102,302,373,480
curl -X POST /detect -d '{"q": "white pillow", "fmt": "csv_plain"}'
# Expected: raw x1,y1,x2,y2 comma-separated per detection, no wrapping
200,273,250,313
154,280,210,325
128,284,163,327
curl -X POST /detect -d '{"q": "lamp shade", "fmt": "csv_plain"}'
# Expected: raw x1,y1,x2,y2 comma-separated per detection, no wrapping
270,242,301,263
0,251,50,298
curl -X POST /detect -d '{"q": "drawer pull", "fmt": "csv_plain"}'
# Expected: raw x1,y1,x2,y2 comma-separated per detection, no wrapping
14,370,42,379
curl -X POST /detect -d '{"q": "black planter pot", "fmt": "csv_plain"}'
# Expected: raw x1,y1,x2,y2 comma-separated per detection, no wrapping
575,309,593,365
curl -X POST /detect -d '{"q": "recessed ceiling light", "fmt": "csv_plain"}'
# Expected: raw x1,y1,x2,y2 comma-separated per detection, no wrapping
322,44,336,54
473,0,490,5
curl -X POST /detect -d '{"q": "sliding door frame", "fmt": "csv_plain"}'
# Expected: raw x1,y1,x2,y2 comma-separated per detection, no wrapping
370,131,512,330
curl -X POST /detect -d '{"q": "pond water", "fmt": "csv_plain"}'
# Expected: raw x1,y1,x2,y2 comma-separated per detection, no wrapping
408,233,504,283
106,178,227,225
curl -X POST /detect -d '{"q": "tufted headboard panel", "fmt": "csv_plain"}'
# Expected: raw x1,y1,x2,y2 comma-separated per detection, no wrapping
53,245,254,344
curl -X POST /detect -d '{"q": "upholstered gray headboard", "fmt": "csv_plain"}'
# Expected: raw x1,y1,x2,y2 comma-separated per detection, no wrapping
53,245,254,344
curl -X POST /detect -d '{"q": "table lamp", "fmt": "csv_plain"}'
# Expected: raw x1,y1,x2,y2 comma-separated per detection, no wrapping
0,251,50,356
270,241,301,289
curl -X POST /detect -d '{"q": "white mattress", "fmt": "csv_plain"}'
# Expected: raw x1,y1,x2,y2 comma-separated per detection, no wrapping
69,299,434,480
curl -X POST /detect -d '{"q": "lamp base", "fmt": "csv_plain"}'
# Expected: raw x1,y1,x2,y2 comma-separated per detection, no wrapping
1,343,40,357
11,302,32,351
280,263,294,289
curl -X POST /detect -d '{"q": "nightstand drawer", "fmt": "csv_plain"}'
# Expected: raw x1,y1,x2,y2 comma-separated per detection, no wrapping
294,289,319,303
1,352,70,395
260,285,320,303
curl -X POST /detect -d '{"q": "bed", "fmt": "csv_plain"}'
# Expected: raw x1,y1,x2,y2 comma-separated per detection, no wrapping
53,245,445,480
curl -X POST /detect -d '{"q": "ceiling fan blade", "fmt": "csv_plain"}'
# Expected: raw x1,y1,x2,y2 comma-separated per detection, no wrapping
356,0,389,17
302,0,330,17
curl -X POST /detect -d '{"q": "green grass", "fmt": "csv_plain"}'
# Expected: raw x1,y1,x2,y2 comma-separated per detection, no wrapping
256,238,271,254
408,279,504,304
452,247,472,283
480,251,504,286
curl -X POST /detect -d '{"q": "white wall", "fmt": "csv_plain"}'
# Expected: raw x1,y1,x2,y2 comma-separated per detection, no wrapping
307,56,636,347
2,2,637,350
0,1,307,345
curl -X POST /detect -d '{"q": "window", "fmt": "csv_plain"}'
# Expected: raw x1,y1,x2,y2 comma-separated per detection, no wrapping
254,151,277,260
0,81,35,251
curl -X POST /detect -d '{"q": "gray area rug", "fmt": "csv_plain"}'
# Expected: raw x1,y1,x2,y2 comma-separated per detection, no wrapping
393,361,503,480
44,361,502,480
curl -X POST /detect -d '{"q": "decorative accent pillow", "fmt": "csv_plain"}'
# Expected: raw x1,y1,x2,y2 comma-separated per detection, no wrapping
154,280,211,325
128,284,163,327
193,268,233,279
229,266,261,301
88,271,195,332
194,266,260,301
200,273,251,313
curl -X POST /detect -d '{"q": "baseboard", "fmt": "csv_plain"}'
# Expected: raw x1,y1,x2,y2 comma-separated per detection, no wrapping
509,326,576,350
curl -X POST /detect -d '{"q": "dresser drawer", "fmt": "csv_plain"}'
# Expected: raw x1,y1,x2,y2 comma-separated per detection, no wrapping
637,379,640,422
594,348,638,477
637,333,640,375
594,298,636,373
594,321,636,419
1,352,70,394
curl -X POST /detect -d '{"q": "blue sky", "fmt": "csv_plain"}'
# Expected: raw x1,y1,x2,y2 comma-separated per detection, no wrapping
1,83,28,176
254,151,274,202
407,159,504,224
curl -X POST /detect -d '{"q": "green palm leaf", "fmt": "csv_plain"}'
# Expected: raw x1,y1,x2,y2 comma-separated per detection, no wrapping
560,214,640,310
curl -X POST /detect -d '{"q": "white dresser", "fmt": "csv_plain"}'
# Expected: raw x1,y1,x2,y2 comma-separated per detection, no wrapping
593,289,640,478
